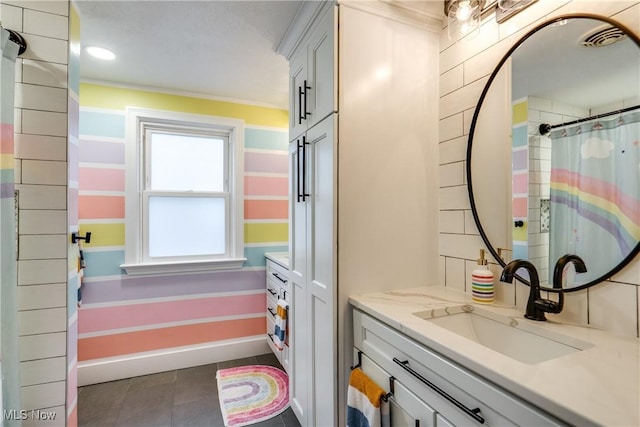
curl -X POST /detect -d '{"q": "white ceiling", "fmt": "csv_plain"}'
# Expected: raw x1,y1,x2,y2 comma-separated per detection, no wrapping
75,0,304,109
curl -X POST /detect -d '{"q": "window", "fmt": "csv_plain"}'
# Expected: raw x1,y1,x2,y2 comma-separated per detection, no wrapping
121,108,245,275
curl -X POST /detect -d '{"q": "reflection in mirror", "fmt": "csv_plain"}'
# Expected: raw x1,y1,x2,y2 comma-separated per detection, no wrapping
468,15,640,290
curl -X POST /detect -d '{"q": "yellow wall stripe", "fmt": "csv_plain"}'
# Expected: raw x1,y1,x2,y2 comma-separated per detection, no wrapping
512,100,528,125
244,223,288,244
0,153,13,169
80,223,125,247
80,83,288,128
512,222,528,241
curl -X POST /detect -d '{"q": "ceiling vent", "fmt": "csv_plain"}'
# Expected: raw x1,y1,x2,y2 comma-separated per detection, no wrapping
581,26,627,48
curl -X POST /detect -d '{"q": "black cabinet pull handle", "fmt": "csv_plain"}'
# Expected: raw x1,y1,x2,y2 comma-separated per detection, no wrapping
268,307,276,317
392,358,484,424
301,136,309,202
268,333,275,343
302,79,311,121
272,272,287,284
267,288,277,296
298,85,304,124
296,139,302,203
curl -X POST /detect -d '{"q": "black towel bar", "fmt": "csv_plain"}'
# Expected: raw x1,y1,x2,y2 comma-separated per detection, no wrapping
393,358,485,424
350,351,363,370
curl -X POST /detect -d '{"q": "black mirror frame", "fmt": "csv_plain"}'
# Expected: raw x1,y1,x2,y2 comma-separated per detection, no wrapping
466,13,640,291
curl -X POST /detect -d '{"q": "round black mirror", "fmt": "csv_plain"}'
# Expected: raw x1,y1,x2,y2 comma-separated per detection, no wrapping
467,14,640,291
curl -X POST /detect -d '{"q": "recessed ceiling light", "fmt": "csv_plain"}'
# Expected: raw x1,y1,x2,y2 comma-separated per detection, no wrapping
84,45,116,60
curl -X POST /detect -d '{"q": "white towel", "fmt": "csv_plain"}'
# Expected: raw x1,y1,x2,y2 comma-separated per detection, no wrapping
347,368,386,427
273,299,288,351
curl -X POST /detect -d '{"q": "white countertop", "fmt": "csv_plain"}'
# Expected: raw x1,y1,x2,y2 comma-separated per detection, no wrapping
349,286,640,427
265,252,289,269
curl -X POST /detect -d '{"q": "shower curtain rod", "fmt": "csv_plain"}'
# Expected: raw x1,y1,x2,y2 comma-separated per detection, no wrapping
1,26,27,56
539,104,640,135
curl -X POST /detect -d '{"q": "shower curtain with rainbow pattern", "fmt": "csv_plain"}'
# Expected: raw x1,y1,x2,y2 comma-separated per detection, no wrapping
0,28,22,421
549,111,640,285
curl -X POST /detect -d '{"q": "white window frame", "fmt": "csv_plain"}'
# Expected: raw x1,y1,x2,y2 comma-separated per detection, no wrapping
121,107,245,275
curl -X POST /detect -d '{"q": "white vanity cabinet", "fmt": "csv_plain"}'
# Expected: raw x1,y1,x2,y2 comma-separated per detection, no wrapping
265,255,290,373
353,309,566,426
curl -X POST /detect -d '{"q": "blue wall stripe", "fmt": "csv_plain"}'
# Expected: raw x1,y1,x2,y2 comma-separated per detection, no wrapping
244,128,288,151
83,251,125,277
512,125,528,148
244,245,288,267
80,111,125,138
84,246,289,276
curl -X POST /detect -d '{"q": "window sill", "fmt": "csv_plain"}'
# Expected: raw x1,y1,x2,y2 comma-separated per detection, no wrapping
120,258,247,276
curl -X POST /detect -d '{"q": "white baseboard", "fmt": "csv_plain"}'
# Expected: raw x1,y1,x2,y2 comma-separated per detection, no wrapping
78,335,270,386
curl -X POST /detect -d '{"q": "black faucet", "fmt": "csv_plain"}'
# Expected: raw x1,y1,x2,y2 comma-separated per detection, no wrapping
499,259,562,321
553,254,588,291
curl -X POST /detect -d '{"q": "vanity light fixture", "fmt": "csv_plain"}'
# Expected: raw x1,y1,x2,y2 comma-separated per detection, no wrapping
84,45,116,60
444,0,486,41
445,0,539,41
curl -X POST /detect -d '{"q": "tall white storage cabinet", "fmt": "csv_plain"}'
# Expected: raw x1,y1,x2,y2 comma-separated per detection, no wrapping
280,2,442,425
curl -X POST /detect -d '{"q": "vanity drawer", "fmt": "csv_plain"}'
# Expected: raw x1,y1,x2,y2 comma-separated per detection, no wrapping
353,310,565,427
267,297,278,321
266,260,289,294
266,315,278,352
266,282,280,303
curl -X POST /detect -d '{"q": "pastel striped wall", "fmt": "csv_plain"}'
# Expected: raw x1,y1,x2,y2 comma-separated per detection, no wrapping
511,99,528,261
77,83,288,383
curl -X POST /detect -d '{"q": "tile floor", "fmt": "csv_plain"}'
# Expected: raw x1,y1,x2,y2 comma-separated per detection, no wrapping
77,353,301,427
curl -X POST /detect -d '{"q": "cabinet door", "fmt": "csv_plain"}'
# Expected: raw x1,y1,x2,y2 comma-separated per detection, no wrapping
289,47,308,140
306,116,336,427
290,274,308,422
359,352,437,427
288,137,308,291
306,5,336,128
288,137,309,423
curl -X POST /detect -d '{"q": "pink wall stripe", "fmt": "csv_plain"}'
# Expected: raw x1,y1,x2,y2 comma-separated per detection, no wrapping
244,199,288,220
79,316,265,360
79,167,125,191
244,152,288,174
67,360,78,410
512,173,528,194
0,123,14,153
245,176,288,196
512,197,527,217
79,195,125,219
78,293,265,333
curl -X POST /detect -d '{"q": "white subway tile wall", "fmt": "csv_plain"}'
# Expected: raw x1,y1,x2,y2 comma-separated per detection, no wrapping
5,0,71,414
19,332,67,361
438,0,640,337
14,134,67,161
20,357,66,387
22,59,68,88
17,283,67,310
14,184,67,209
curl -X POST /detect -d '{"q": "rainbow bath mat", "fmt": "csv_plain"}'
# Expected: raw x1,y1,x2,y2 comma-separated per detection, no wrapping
216,364,289,426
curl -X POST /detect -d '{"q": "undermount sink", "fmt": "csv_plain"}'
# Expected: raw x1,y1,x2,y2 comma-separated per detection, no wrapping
414,305,593,364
